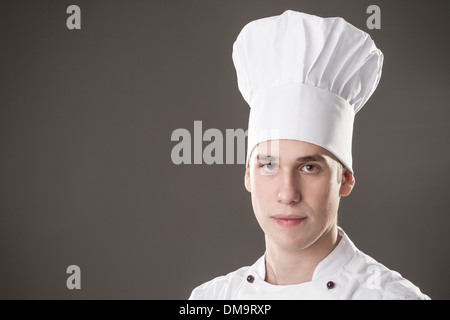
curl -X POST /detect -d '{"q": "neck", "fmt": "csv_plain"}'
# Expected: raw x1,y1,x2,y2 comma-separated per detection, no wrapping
264,224,340,285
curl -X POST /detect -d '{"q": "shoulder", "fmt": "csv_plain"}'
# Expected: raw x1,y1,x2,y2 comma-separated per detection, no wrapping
189,266,250,300
345,250,430,300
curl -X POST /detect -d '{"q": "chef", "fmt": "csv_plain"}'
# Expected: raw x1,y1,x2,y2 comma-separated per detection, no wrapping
189,10,430,300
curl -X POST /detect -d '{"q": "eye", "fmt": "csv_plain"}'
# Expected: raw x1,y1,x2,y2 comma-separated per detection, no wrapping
259,161,279,175
301,164,318,173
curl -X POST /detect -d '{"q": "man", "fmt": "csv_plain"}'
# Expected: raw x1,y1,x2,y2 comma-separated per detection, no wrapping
189,10,429,299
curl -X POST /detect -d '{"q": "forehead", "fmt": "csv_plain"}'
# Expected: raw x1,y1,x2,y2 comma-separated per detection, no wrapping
253,139,337,162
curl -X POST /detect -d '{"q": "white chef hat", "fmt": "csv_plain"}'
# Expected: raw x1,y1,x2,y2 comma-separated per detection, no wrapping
232,10,383,173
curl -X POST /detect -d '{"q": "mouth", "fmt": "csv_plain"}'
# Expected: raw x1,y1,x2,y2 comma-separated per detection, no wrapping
271,214,307,228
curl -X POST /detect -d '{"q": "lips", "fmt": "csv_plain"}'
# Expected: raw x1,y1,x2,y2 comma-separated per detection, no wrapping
271,214,307,227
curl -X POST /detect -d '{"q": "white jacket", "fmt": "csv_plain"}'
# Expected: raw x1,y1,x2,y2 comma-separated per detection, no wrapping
189,229,430,300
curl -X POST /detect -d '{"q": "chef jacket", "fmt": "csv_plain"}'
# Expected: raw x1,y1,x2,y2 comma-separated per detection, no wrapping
189,228,430,300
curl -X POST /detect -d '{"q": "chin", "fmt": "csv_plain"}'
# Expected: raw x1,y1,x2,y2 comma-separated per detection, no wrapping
270,234,315,252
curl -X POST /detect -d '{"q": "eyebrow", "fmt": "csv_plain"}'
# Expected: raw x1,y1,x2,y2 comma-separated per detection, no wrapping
256,154,277,161
256,153,327,163
296,154,327,163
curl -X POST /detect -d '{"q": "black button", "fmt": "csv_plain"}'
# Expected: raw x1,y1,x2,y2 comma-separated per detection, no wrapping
326,281,335,289
247,275,254,283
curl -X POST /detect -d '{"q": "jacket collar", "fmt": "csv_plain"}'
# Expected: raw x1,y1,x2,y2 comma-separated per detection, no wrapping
250,227,358,283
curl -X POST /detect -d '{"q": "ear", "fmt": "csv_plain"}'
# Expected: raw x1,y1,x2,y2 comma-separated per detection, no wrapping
244,167,251,193
339,169,355,197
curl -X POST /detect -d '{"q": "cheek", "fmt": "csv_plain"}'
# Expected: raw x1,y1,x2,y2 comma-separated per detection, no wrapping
249,189,268,231
306,179,339,213
250,168,271,195
249,174,275,217
250,180,270,208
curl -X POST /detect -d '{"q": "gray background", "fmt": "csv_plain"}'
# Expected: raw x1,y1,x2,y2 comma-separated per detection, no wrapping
1,0,449,299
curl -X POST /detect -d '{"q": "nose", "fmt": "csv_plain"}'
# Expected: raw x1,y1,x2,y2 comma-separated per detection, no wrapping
277,171,301,204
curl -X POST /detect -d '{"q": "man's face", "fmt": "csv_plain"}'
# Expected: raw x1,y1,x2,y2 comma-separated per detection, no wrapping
245,139,354,253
